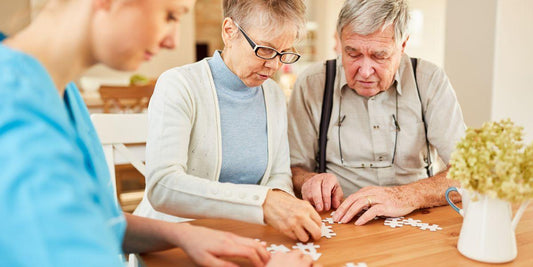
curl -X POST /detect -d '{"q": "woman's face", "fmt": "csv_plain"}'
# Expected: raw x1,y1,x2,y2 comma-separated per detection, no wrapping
222,18,297,88
92,0,195,71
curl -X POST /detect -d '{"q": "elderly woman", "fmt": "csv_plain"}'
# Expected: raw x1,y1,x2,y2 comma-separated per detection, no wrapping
134,0,321,242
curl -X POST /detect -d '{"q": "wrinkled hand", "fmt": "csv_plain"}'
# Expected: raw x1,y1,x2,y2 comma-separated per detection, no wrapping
266,250,318,267
263,190,322,242
301,173,343,212
178,224,270,267
333,186,418,225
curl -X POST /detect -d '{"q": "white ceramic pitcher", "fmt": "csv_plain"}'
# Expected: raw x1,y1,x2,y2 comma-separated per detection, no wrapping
445,187,530,263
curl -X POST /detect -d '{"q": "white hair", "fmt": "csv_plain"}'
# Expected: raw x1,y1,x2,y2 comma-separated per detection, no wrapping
223,0,306,41
337,0,410,45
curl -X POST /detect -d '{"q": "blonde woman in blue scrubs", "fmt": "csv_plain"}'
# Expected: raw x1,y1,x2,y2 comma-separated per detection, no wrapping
0,0,313,266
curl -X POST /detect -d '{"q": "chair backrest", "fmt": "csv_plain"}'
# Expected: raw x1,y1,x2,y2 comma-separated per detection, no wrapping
98,83,155,113
91,113,148,204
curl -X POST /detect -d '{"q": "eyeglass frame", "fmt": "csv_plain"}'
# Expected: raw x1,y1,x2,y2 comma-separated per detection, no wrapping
233,20,301,64
337,89,400,169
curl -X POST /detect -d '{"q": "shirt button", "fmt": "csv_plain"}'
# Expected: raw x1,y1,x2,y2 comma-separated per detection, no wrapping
239,192,246,199
211,188,219,195
252,195,260,201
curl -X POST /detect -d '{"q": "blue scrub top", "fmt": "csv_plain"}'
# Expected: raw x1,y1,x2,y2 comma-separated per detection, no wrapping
0,44,126,266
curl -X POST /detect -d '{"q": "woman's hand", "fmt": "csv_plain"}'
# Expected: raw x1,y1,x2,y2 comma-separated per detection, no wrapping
177,224,270,267
262,190,322,242
267,250,319,267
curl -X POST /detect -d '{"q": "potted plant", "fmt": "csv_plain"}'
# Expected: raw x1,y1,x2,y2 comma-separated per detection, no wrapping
445,119,532,263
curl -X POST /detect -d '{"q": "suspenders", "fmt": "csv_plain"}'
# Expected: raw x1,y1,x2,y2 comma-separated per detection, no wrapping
316,58,433,177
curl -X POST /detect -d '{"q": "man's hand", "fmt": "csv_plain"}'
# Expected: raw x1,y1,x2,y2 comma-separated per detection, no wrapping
332,185,418,225
178,224,270,267
263,190,322,242
301,173,343,212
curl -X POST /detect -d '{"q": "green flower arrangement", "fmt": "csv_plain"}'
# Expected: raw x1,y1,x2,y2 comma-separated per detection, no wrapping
448,119,533,202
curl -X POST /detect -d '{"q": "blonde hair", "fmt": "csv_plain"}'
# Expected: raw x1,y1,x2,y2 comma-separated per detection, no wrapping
337,0,410,45
223,0,306,40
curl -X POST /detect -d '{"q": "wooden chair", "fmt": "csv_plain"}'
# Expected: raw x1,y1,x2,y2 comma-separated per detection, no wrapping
98,82,155,113
91,113,147,212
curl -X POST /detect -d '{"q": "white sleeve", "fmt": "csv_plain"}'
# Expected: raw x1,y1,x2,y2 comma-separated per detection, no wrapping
145,69,269,224
264,85,294,195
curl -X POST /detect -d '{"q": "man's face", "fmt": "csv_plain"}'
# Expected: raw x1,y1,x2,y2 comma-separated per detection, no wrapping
340,24,406,97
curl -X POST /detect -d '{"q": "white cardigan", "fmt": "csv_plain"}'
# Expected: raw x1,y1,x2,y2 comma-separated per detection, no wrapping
134,59,294,224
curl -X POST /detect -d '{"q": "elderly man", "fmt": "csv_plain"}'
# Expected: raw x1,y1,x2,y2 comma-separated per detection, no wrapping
288,0,465,225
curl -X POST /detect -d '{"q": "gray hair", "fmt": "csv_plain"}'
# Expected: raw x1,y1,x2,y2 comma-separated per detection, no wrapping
337,0,410,45
223,0,306,40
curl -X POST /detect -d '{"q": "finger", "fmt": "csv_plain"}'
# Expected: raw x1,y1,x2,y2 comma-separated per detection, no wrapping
293,225,311,242
310,180,324,211
302,216,322,240
332,194,358,221
355,205,383,225
280,226,298,240
220,244,265,267
307,204,322,226
321,178,333,211
200,253,239,267
234,236,270,264
299,253,314,265
340,198,368,223
331,184,344,209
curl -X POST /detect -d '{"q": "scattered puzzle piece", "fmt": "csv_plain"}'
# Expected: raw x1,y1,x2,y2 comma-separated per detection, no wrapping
293,242,321,261
384,219,404,228
402,218,422,226
425,224,443,231
321,223,336,238
330,211,336,216
266,244,290,254
322,217,334,224
383,217,443,231
416,222,429,228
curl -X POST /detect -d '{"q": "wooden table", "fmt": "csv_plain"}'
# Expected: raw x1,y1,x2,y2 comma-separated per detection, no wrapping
141,204,533,266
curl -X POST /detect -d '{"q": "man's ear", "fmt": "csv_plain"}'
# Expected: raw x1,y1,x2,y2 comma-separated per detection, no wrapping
401,35,409,53
221,17,238,47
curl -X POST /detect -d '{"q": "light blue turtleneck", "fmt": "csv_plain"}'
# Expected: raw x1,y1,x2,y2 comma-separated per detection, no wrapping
207,51,268,185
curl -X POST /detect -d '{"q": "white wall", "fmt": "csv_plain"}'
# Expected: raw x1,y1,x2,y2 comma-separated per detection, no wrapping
309,0,345,61
444,0,533,143
444,0,498,128
492,0,533,143
405,0,446,67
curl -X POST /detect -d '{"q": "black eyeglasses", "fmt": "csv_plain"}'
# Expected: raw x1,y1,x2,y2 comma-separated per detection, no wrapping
338,90,400,169
234,21,301,64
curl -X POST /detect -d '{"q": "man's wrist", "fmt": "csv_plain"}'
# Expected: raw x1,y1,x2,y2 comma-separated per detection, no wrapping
291,166,316,191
